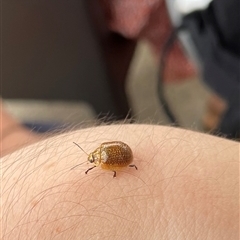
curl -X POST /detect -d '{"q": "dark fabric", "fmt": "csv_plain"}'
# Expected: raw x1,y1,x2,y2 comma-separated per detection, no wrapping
212,0,240,56
182,0,240,138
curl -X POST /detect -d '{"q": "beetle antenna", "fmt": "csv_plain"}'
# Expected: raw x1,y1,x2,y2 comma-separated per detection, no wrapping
70,161,88,170
73,142,89,156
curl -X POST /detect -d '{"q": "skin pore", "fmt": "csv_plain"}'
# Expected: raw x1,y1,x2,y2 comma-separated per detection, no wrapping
1,123,239,240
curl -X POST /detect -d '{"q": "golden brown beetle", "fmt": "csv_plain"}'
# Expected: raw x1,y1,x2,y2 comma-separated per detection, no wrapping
72,141,137,177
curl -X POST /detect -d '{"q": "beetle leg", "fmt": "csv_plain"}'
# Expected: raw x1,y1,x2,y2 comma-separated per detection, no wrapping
112,171,117,178
129,164,138,170
85,166,96,174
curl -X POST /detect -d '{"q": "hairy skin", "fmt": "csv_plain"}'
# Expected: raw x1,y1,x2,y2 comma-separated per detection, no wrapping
1,124,239,239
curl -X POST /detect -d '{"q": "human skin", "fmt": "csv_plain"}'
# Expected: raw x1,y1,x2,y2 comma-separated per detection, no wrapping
1,124,239,239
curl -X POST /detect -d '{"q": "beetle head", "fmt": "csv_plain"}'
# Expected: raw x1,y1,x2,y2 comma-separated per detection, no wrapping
88,153,95,163
88,152,101,166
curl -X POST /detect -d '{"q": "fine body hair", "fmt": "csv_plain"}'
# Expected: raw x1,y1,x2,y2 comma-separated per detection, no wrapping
1,124,239,239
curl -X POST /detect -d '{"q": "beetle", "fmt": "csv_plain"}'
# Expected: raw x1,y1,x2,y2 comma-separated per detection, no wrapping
72,141,137,177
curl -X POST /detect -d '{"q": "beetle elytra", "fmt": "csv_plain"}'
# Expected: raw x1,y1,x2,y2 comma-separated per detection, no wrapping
72,141,137,177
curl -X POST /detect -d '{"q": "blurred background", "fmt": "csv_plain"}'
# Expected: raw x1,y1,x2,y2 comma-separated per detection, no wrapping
1,0,239,138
